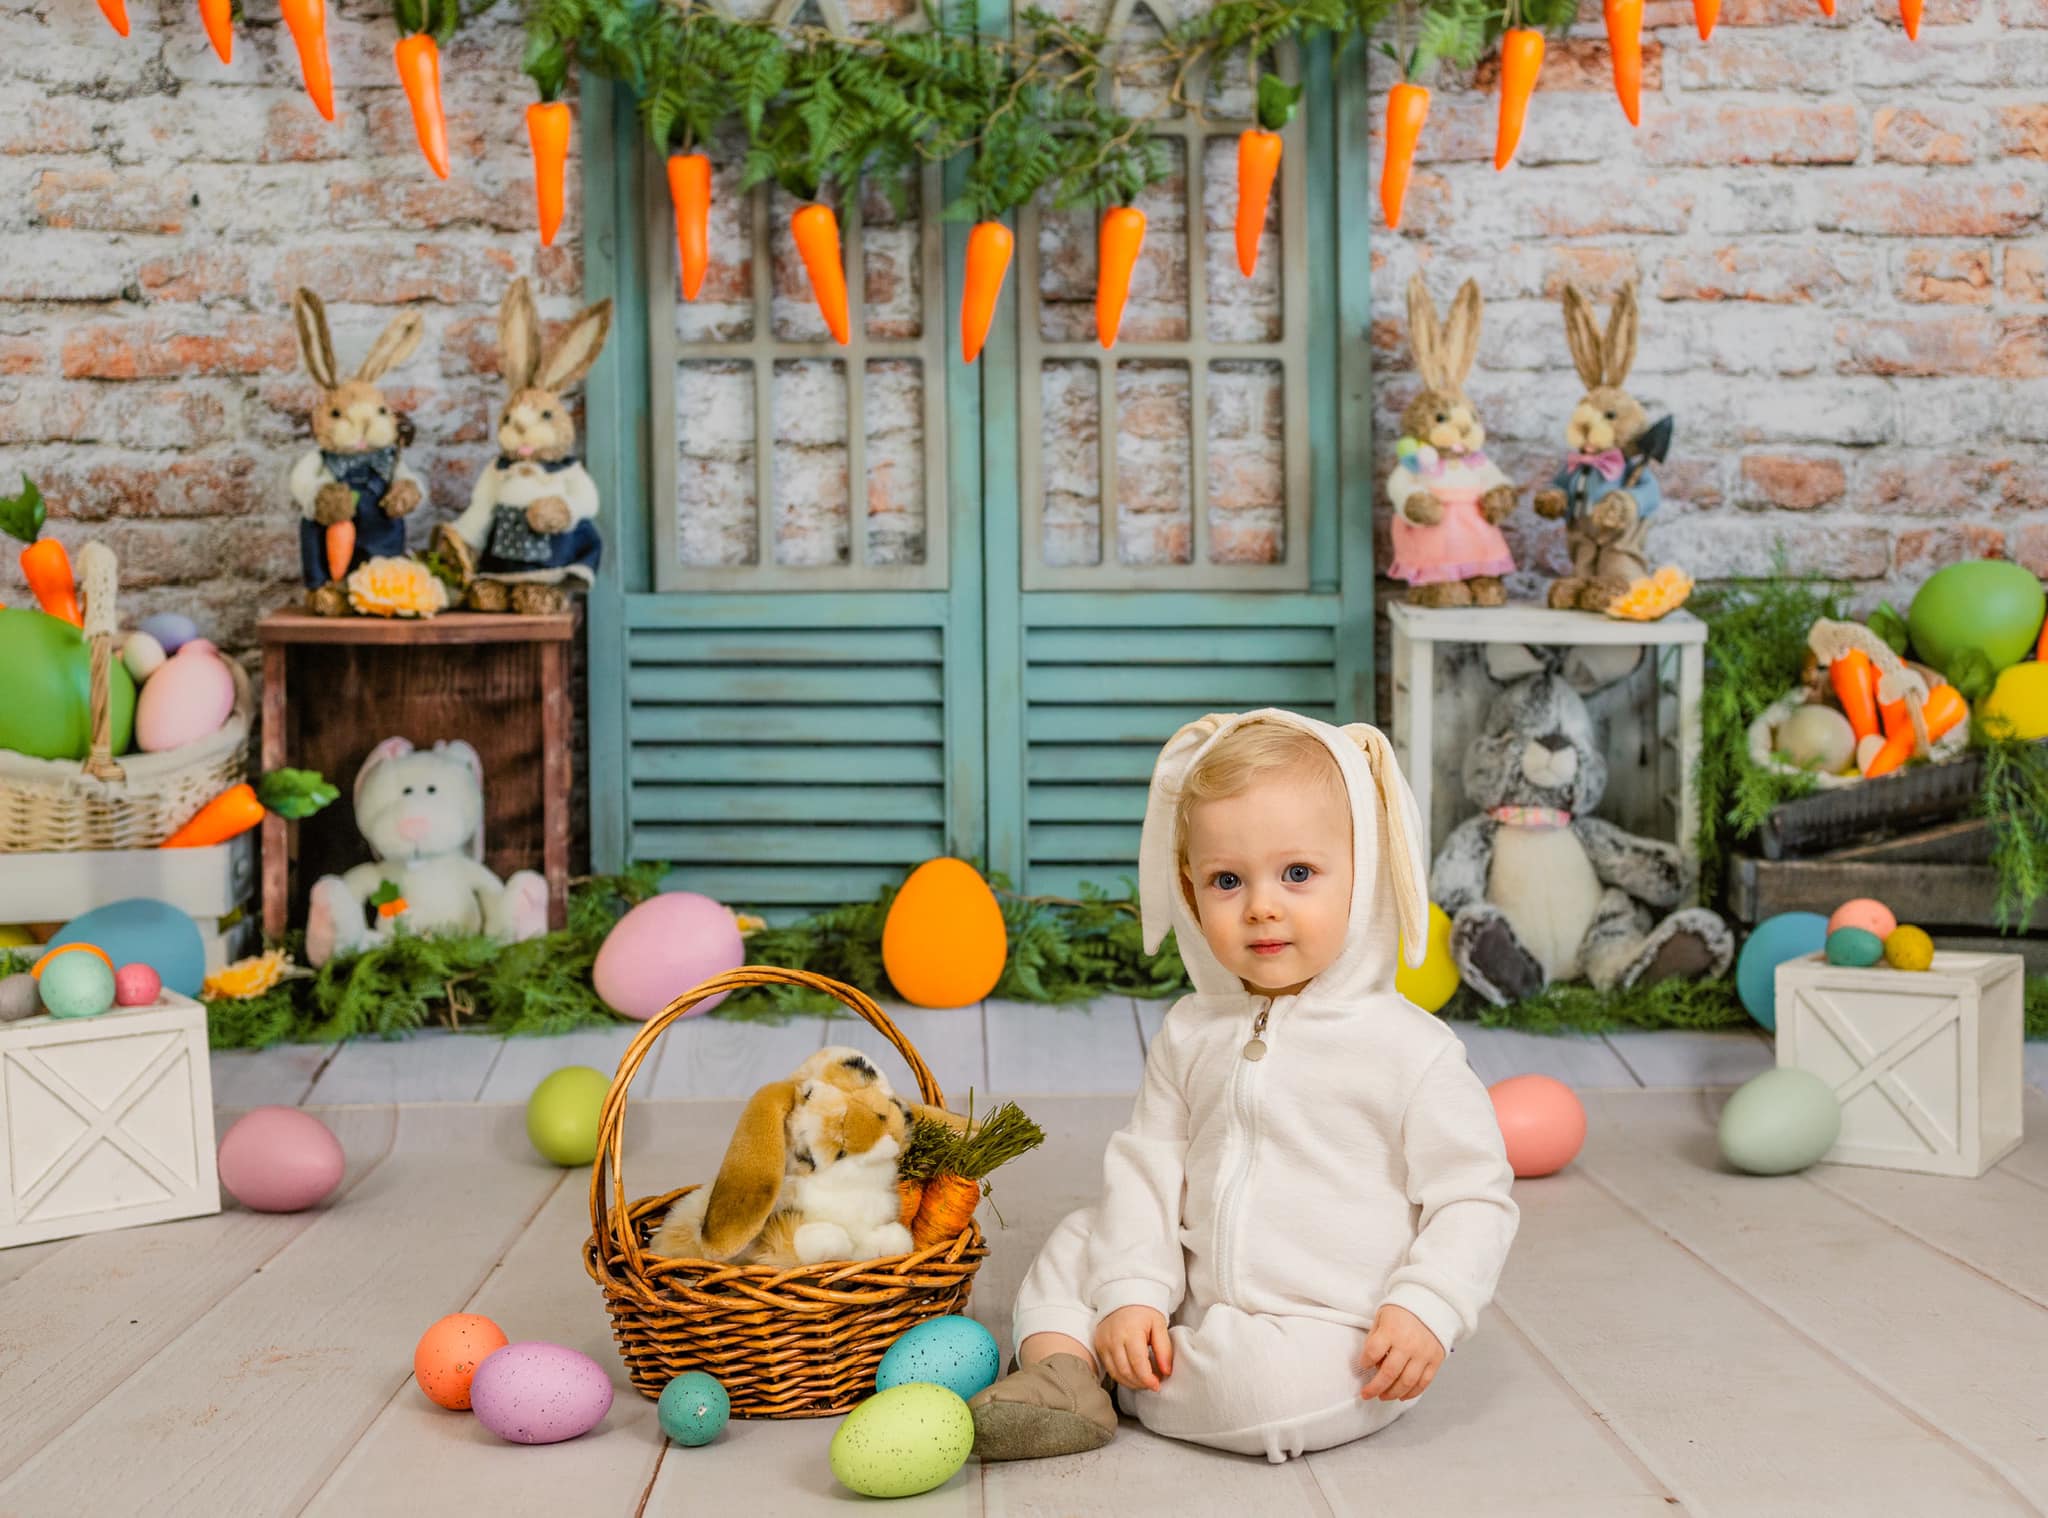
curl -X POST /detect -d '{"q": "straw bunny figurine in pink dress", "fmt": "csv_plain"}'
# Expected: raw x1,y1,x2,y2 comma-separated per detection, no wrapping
1385,277,1517,607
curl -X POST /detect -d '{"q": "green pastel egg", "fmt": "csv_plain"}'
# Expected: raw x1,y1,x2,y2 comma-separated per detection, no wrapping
1718,1068,1841,1176
658,1372,729,1447
524,1066,610,1166
1824,926,1885,968
39,951,115,1019
829,1383,974,1499
1907,559,2046,679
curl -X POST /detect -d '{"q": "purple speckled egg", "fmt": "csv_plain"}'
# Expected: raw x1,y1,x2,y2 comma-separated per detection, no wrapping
469,1342,615,1445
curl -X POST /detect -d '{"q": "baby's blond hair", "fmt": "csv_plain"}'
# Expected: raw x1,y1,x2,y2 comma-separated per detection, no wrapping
1173,720,1346,866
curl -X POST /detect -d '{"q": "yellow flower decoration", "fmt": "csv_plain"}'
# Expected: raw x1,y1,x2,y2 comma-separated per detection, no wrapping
732,911,768,938
204,948,295,1001
1606,565,1695,622
347,556,449,619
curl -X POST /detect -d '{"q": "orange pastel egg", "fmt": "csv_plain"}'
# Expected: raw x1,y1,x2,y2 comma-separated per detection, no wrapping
881,858,1008,1009
1489,1074,1587,1179
413,1313,510,1411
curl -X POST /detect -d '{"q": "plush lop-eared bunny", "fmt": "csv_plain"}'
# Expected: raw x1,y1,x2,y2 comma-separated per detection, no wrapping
1385,276,1518,608
650,1047,967,1269
435,278,612,617
303,737,549,967
289,289,428,616
1429,648,1731,1006
1531,283,1674,613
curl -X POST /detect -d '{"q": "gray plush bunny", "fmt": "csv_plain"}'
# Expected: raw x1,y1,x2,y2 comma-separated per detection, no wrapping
1430,650,1733,1005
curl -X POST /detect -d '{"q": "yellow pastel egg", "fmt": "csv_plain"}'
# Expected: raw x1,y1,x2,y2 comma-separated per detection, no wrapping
1884,925,1934,972
881,858,1007,1008
1396,902,1461,1013
1978,661,2048,742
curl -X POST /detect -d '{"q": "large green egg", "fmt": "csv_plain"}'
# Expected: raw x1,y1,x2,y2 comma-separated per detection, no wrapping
1907,560,2046,679
829,1383,975,1499
1718,1068,1841,1176
0,608,135,760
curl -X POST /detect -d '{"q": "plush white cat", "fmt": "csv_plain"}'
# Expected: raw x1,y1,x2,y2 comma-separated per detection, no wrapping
304,737,548,967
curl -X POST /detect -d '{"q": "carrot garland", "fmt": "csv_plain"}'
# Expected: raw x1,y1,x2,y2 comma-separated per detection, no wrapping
1380,81,1430,229
1,476,81,627
1605,0,1643,127
1234,75,1297,279
96,0,129,36
1692,0,1721,39
959,219,1013,365
527,102,572,248
791,200,851,345
325,518,356,584
668,152,712,301
1816,0,1836,13
1095,205,1147,349
1899,0,1922,37
395,32,452,180
199,0,233,63
1494,27,1544,173
279,0,336,122
162,784,265,849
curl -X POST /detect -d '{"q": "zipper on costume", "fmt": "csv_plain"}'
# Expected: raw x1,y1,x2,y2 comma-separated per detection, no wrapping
1215,996,1273,1309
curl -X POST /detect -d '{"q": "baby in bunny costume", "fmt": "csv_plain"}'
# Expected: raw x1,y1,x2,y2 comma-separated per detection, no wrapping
970,711,1518,1465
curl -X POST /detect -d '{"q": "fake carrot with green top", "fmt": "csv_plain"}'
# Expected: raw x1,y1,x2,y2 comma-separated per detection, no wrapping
0,476,80,627
1234,75,1298,278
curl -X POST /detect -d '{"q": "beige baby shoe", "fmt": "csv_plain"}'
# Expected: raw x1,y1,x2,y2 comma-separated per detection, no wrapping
969,1353,1120,1461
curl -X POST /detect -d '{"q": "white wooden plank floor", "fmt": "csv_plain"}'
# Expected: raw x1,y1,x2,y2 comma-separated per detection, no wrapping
6,1003,2042,1517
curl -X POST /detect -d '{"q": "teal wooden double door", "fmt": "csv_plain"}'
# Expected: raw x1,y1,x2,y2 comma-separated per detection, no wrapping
583,31,1376,914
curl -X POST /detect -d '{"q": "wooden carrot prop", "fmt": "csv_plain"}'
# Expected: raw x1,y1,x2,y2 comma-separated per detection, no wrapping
325,518,355,584
1494,28,1544,172
1899,0,1922,37
1234,75,1297,278
1605,0,1643,127
1693,0,1720,39
791,201,850,345
528,102,572,248
668,152,712,301
959,220,1013,365
0,476,80,627
280,0,336,121
1095,205,1147,349
395,32,451,180
162,784,265,848
96,0,129,36
199,0,233,63
1830,648,1880,741
1380,81,1430,229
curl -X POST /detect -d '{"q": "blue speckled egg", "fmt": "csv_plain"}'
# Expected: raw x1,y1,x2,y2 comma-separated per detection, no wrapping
1824,926,1885,968
875,1315,1001,1401
830,1383,974,1499
469,1342,615,1445
658,1371,730,1447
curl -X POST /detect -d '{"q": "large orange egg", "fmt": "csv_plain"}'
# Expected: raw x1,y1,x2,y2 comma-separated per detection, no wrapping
1488,1074,1587,1179
881,858,1008,1008
414,1312,510,1410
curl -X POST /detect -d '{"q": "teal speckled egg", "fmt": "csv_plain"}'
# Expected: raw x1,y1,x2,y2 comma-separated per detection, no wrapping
658,1372,729,1447
1718,1068,1841,1176
1824,926,1885,968
876,1316,1001,1401
39,952,115,1020
829,1383,974,1499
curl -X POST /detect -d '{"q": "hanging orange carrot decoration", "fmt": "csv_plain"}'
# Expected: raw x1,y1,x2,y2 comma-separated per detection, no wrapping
1494,27,1544,172
1693,0,1720,39
199,0,232,62
1235,75,1297,278
279,0,336,121
1380,80,1430,229
959,219,1013,365
527,101,571,248
394,32,451,179
1095,204,1147,349
1816,0,1836,13
1605,0,1643,126
96,0,129,36
1898,0,1922,37
791,199,851,345
668,151,712,301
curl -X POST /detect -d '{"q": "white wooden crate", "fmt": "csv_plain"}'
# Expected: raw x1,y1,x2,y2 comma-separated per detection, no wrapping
0,834,254,921
0,990,221,1248
1775,951,2024,1178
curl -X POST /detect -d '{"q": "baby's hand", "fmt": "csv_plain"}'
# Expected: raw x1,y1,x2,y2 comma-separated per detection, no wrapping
1094,1305,1173,1393
1357,1303,1443,1402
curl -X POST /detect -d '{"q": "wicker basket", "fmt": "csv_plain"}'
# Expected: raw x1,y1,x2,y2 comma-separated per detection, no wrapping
0,544,252,852
585,967,989,1418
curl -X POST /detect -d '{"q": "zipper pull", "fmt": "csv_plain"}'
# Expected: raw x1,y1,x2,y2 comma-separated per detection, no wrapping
1243,998,1272,1062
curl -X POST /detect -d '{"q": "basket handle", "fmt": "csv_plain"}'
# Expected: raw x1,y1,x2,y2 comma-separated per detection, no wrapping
588,966,949,1278
75,542,123,783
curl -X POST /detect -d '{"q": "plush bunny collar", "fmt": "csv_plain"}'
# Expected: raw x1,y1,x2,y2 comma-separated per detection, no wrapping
1137,708,1430,1001
495,452,581,474
323,446,398,487
1488,804,1572,829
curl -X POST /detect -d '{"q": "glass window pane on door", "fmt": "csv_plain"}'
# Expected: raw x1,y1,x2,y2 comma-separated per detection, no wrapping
1017,0,1309,590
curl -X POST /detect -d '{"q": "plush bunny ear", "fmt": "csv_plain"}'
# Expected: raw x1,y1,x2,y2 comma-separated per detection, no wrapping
1406,276,1445,393
535,299,614,395
499,279,541,391
1339,723,1431,971
432,739,487,862
699,1079,799,1259
293,288,338,392
356,309,425,384
1441,279,1484,389
1560,285,1606,391
1137,713,1236,953
352,737,415,819
1602,283,1639,388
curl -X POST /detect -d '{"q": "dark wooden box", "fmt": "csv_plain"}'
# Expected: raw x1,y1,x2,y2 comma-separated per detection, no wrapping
258,610,575,941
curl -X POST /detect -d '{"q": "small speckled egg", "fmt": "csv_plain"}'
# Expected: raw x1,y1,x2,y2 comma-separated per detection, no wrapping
121,630,166,684
1885,924,1935,972
217,1106,345,1212
470,1342,616,1445
1718,1068,1841,1176
0,971,40,1022
414,1313,510,1410
658,1371,730,1447
39,951,115,1019
829,1383,975,1499
876,1316,1001,1401
113,962,161,1007
1824,926,1885,968
1827,898,1897,942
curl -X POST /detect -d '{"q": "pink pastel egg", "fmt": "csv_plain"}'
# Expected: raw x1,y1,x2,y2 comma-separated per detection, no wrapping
1489,1074,1587,1179
134,640,235,753
113,962,161,1006
1827,898,1897,941
217,1106,345,1212
592,891,745,1020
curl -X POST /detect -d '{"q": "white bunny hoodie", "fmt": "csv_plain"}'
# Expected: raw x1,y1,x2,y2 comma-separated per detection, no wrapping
1079,710,1519,1356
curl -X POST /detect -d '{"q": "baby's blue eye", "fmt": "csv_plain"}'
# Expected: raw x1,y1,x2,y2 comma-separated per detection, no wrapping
1211,872,1241,892
1285,864,1314,884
